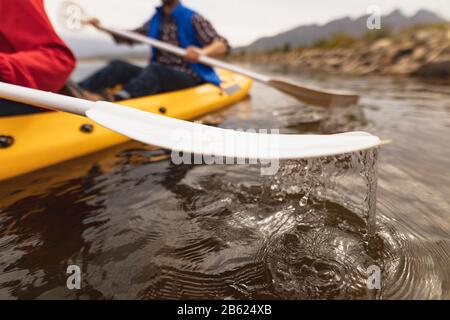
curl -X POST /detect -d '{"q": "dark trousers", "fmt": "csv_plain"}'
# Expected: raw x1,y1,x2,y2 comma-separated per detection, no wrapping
79,60,202,99
0,99,43,117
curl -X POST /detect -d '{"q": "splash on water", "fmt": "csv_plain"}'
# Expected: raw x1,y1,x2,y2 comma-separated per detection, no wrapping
259,149,382,299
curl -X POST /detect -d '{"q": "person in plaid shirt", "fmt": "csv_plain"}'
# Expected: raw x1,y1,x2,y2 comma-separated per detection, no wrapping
79,0,230,101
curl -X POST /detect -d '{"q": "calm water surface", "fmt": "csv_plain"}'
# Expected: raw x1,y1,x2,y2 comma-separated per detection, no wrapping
0,63,449,299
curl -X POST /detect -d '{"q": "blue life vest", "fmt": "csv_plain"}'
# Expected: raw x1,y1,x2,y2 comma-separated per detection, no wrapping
148,3,221,86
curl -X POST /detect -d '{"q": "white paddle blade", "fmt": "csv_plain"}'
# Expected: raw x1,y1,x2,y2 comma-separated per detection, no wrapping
87,102,381,160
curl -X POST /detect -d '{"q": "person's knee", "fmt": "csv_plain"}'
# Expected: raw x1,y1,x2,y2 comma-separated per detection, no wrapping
141,64,164,79
145,63,168,74
108,59,129,70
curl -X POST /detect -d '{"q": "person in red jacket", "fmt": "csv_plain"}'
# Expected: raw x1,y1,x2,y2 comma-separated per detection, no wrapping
0,0,76,115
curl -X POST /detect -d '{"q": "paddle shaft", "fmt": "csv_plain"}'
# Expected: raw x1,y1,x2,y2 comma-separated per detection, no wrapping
0,81,92,116
94,24,271,83
93,24,360,107
61,0,360,107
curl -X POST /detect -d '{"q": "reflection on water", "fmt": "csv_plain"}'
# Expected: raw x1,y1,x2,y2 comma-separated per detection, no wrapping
0,65,449,299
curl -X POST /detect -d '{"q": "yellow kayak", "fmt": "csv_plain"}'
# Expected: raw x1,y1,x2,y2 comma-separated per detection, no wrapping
0,70,252,181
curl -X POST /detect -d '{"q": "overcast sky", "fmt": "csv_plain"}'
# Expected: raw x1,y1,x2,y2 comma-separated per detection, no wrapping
45,0,450,46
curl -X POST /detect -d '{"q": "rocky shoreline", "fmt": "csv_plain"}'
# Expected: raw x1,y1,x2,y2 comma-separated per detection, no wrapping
231,25,450,79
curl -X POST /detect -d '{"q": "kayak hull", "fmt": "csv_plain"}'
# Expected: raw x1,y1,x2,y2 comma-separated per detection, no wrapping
0,70,252,181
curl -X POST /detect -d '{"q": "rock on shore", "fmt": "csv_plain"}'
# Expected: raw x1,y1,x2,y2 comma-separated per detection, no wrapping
232,25,450,78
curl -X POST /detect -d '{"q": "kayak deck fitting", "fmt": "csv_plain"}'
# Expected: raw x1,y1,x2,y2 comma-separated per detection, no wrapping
0,70,252,181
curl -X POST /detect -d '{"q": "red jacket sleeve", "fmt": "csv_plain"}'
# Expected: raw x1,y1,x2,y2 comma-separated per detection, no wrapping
0,0,76,92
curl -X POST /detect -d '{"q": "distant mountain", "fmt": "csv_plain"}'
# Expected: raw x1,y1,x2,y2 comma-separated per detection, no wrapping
239,9,447,53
